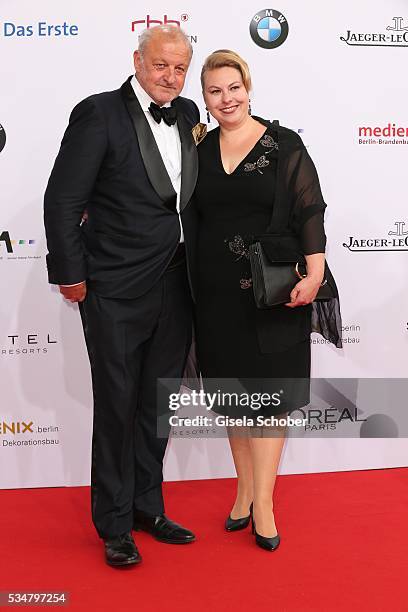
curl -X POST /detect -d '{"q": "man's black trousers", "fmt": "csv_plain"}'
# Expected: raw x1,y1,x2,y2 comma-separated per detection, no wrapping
79,259,192,538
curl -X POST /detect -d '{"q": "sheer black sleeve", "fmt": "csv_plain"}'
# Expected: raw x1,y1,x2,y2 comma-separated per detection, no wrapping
283,130,342,348
286,136,327,253
300,211,326,255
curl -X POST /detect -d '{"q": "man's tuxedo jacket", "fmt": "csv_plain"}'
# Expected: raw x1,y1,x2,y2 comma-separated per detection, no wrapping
44,76,199,299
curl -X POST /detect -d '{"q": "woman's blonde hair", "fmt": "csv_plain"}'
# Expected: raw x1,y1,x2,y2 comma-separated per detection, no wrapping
201,49,252,92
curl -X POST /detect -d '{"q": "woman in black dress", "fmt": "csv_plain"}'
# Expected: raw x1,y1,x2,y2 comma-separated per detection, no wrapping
192,50,341,551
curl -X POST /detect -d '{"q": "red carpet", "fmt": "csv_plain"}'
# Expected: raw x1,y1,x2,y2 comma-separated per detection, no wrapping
1,468,407,611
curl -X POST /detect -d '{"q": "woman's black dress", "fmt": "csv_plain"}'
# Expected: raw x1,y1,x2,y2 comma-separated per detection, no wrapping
193,121,326,416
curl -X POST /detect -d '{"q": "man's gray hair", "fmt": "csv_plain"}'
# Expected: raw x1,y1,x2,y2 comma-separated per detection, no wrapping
138,25,192,58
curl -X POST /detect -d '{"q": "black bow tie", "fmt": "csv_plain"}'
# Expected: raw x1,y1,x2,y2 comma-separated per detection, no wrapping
148,102,177,126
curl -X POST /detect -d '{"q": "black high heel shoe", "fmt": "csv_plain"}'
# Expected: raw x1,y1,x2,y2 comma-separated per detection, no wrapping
251,513,280,551
225,502,253,532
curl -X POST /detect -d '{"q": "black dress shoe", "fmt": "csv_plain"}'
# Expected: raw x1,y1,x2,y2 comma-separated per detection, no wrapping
133,511,195,544
104,532,142,567
251,515,280,551
225,502,253,532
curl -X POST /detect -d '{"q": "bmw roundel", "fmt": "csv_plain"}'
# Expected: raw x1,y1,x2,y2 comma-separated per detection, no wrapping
250,9,289,49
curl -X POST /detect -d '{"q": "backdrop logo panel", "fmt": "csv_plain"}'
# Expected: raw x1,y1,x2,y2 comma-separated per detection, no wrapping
289,379,404,438
312,323,361,346
130,13,197,43
290,404,367,433
0,123,5,153
358,123,408,146
1,333,58,358
1,0,408,487
250,9,289,49
131,14,187,29
343,221,408,252
0,231,36,254
1,21,79,38
340,16,408,47
0,419,61,449
1,421,34,434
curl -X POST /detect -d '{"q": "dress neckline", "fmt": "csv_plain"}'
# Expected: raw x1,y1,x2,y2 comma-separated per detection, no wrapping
216,121,269,176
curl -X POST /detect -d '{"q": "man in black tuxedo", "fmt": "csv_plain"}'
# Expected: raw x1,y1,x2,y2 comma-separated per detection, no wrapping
44,25,199,567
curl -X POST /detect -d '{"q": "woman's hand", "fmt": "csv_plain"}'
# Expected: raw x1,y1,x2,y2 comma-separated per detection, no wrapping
285,276,322,308
285,252,325,308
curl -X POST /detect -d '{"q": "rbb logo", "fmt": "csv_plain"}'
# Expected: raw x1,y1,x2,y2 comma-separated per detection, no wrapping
131,15,185,31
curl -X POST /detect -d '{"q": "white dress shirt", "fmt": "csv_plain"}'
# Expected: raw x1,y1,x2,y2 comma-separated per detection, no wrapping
131,75,184,242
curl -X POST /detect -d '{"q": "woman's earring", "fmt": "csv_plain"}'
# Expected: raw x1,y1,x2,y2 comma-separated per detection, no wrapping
248,100,252,116
206,108,211,123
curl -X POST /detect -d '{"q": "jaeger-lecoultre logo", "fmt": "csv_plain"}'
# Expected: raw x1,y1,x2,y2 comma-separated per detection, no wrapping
343,221,408,252
340,16,408,47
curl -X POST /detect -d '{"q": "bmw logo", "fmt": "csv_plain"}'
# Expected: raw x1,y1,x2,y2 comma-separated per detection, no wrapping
250,9,289,49
0,124,5,153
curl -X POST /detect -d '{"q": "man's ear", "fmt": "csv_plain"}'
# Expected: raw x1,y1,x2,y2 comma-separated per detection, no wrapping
133,50,141,73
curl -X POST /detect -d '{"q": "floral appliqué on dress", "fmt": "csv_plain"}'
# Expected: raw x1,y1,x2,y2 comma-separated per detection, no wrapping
244,133,279,175
239,278,252,290
225,235,253,290
227,235,249,261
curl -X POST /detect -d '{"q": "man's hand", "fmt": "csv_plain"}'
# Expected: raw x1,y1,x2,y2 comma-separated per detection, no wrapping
59,282,87,303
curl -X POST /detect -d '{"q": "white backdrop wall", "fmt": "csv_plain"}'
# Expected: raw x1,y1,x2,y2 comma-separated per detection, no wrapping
0,0,407,488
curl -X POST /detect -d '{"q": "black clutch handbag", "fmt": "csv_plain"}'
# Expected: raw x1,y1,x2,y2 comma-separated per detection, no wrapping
249,234,334,308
